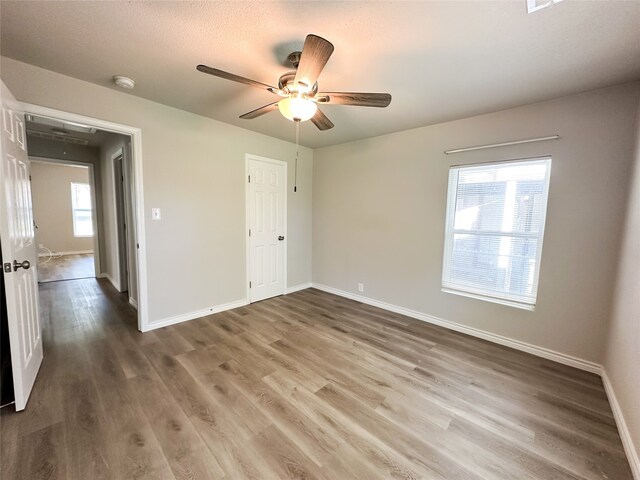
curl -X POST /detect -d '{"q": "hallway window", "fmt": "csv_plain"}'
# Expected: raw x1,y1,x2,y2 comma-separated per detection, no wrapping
71,182,94,237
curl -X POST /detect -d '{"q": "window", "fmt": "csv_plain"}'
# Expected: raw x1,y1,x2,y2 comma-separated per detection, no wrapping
71,182,94,237
442,158,551,310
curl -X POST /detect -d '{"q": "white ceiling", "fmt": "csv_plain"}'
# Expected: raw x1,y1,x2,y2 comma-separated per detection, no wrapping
2,1,639,148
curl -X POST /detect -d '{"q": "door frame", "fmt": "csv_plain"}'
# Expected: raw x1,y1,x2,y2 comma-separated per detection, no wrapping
29,156,102,279
245,153,287,303
112,149,128,293
21,103,149,332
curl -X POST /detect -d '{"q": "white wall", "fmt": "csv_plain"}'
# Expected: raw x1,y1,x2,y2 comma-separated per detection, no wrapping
603,102,640,475
2,57,313,326
313,82,640,365
30,161,93,254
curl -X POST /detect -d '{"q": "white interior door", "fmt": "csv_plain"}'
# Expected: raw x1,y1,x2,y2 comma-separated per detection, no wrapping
247,155,286,303
0,80,43,411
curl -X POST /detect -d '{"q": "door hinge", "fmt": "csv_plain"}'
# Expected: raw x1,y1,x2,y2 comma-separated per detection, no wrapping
136,243,139,249
249,281,252,288
248,229,251,237
248,175,251,183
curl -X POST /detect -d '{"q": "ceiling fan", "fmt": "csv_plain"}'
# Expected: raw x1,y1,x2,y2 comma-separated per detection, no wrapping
196,34,392,131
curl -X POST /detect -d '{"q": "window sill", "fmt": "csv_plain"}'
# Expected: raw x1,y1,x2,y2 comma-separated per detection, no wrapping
441,288,535,311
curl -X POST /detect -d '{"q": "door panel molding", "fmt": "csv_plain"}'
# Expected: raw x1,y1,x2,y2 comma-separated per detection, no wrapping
1,81,43,410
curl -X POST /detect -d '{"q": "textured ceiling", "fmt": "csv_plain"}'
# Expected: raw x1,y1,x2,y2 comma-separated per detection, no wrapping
2,1,639,148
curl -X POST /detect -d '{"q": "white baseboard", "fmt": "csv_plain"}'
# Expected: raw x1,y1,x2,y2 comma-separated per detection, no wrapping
38,249,93,257
97,272,120,292
311,283,601,374
129,297,138,310
601,370,640,479
143,298,249,332
286,282,313,294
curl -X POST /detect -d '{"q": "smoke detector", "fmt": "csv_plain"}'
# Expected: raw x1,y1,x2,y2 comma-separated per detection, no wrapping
113,75,135,89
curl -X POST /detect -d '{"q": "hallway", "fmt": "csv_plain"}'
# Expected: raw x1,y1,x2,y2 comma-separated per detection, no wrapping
0,278,144,479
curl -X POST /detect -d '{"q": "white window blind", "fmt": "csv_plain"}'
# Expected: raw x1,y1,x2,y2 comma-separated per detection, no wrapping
71,182,94,237
442,158,551,309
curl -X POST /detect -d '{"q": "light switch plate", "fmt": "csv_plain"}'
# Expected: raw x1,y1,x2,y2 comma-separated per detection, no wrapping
151,208,161,220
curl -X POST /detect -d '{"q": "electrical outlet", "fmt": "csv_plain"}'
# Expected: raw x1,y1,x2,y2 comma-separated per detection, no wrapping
358,283,364,292
151,208,161,220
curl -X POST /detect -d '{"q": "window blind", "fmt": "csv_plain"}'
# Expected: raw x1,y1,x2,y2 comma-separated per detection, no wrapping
442,158,551,309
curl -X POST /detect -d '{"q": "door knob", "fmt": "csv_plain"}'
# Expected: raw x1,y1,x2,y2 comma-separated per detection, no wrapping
278,236,285,241
13,260,30,271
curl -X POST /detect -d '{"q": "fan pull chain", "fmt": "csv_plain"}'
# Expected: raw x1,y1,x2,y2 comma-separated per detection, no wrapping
294,120,300,192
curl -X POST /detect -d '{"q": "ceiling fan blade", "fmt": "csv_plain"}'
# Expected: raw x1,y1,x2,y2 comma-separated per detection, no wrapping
294,35,334,89
197,64,277,91
317,92,392,107
239,102,280,120
310,108,334,131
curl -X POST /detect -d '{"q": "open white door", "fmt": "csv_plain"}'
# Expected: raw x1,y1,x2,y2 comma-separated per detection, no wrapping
0,81,43,411
247,155,286,303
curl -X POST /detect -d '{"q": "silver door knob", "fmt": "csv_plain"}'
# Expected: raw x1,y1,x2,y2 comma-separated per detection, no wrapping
13,260,30,271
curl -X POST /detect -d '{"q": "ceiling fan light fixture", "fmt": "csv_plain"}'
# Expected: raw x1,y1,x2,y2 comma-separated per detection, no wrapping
278,96,317,122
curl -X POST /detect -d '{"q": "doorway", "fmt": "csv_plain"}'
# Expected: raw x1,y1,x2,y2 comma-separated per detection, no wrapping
1,85,148,411
246,154,287,303
30,159,98,282
21,104,147,331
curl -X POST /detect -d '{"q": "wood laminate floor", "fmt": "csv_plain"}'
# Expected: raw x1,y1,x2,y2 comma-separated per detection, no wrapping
38,253,95,283
0,278,633,479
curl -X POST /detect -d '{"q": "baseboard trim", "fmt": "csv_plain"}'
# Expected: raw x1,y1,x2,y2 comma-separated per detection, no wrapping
311,283,601,374
143,298,249,332
129,297,138,310
38,250,93,257
601,370,640,479
286,283,313,294
97,273,120,292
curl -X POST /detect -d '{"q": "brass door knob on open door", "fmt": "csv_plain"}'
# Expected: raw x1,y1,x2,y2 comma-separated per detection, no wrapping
13,260,30,271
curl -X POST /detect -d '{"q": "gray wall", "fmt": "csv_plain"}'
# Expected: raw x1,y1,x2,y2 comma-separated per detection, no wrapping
98,132,129,292
604,102,640,468
313,82,640,365
30,161,93,253
2,56,313,326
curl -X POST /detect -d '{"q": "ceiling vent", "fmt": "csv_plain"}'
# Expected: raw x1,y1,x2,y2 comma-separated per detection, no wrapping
25,115,97,135
26,129,89,146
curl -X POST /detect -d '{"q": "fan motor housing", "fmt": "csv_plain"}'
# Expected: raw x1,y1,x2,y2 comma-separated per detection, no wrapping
278,71,318,95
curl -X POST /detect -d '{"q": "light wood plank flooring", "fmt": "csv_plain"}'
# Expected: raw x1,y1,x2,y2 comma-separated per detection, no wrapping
0,278,633,479
37,253,95,283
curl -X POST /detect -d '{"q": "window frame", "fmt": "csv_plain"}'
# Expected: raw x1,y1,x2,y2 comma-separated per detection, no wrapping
70,182,94,238
441,157,552,310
